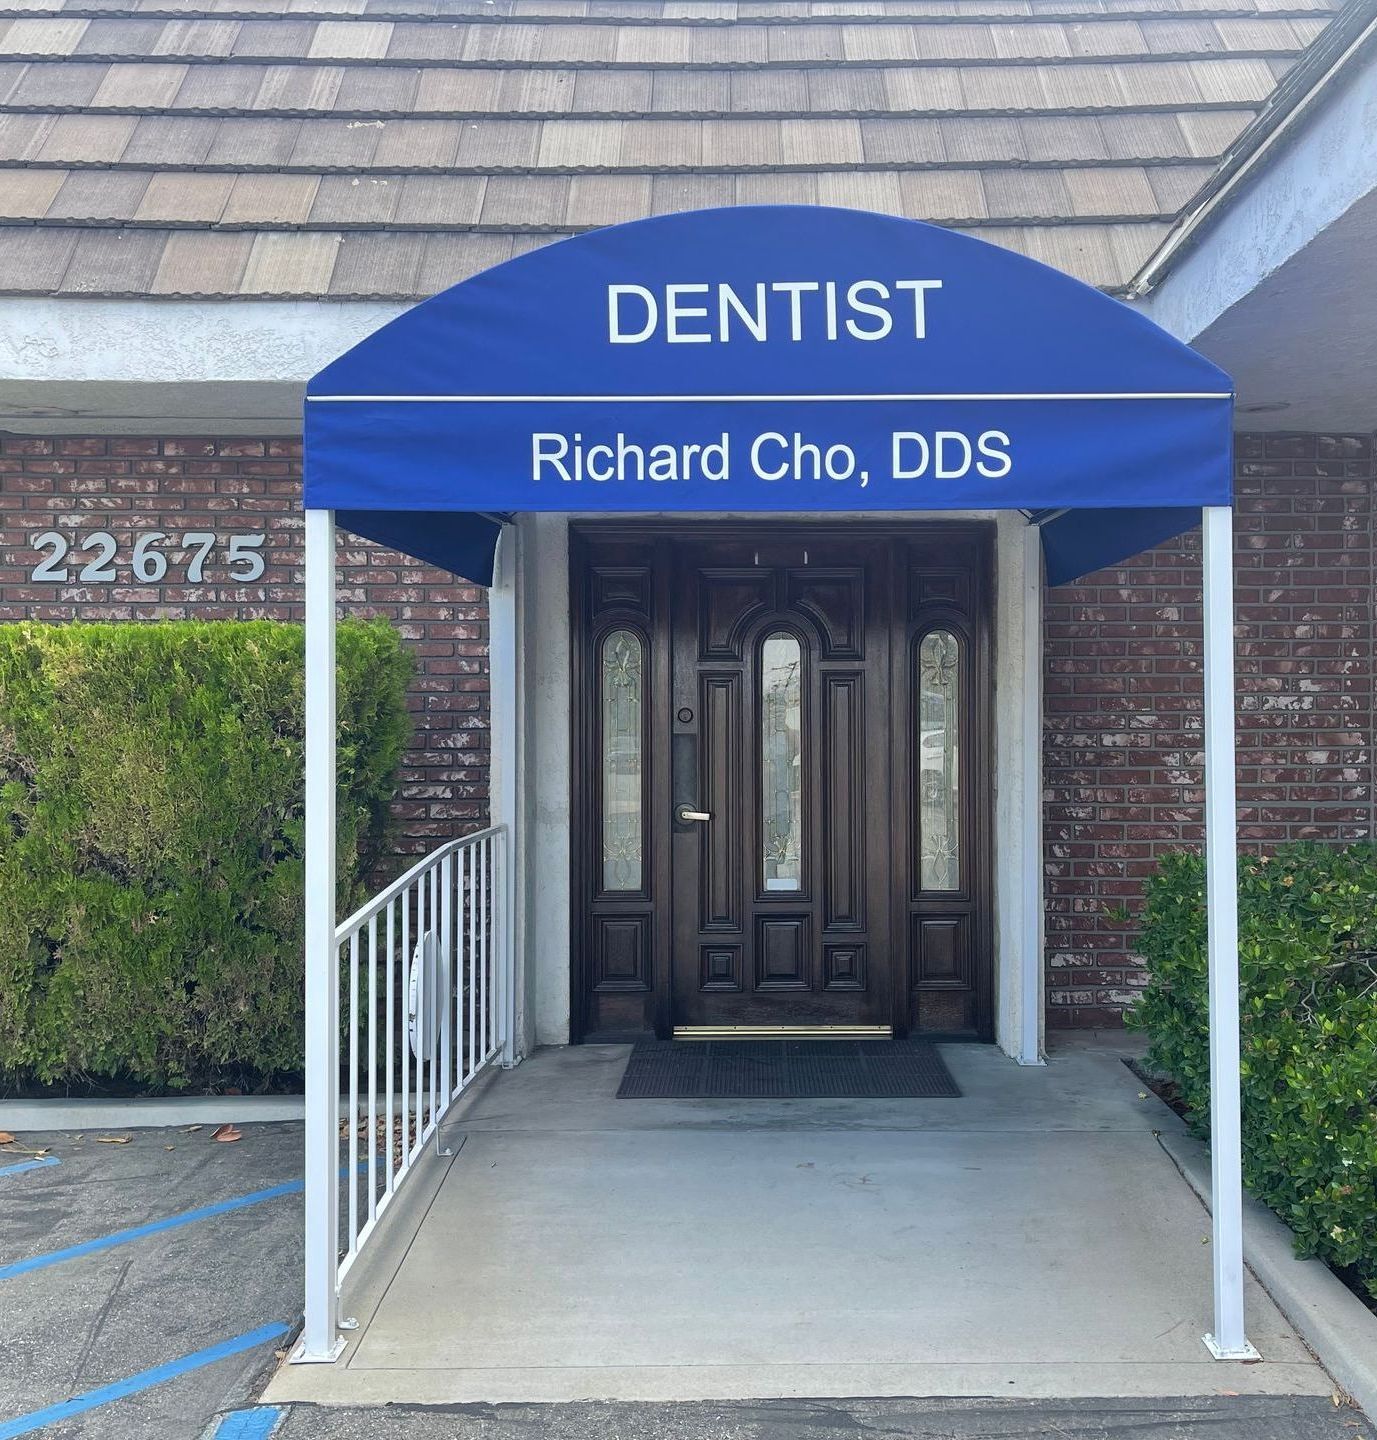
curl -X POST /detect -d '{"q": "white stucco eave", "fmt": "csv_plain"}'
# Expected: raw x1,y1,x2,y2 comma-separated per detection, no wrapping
0,296,406,434
1138,46,1377,342
1135,44,1377,432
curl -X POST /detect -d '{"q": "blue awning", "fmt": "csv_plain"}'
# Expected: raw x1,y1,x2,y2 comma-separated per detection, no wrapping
307,206,1232,586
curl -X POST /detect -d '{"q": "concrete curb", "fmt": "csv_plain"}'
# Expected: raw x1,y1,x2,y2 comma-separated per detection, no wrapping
0,1071,517,1131
1159,1129,1377,1419
0,1094,307,1130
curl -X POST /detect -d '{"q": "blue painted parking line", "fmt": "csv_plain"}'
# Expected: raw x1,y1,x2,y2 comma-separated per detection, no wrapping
0,1161,365,1281
0,1323,289,1440
0,1180,302,1281
215,1406,285,1439
0,1156,60,1180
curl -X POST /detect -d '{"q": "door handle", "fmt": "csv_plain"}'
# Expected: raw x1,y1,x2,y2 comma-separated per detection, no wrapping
676,805,711,824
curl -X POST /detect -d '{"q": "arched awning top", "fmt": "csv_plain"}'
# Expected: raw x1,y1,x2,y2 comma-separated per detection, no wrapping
305,206,1233,585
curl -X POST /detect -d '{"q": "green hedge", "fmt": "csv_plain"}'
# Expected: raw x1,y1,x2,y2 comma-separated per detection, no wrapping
0,620,411,1091
1131,843,1377,1299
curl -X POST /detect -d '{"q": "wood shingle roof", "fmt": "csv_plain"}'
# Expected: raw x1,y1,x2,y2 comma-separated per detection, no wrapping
0,0,1340,296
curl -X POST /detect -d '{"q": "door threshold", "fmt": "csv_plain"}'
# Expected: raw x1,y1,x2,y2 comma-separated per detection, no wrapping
672,1025,894,1041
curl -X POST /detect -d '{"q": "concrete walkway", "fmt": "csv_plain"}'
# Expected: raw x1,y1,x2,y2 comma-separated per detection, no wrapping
266,1036,1338,1408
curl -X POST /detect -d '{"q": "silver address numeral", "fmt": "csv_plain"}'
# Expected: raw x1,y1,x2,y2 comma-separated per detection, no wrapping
26,531,267,584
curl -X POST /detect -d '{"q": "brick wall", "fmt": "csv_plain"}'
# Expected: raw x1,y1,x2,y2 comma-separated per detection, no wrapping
5,431,1374,1027
1042,433,1376,1027
0,436,490,868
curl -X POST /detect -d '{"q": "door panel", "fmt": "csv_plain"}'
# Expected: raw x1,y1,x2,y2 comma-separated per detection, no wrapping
571,533,669,1041
823,673,863,928
699,671,742,932
669,534,889,1031
898,537,992,1037
572,523,992,1042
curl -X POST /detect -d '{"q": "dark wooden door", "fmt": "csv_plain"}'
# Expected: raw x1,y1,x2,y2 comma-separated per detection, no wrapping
668,533,893,1030
571,522,993,1043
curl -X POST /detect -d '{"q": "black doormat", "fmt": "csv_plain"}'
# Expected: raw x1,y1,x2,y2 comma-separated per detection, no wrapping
615,1039,960,1100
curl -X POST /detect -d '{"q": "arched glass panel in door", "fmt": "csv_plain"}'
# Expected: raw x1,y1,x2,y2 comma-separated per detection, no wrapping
918,629,961,892
600,628,643,892
761,632,803,892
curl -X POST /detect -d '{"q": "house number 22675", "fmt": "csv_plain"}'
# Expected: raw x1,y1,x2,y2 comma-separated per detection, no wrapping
29,531,267,584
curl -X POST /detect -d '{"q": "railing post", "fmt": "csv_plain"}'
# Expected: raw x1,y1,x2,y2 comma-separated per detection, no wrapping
428,865,439,1126
498,832,514,1064
498,835,512,1059
476,835,486,1073
296,506,343,1364
441,850,454,1104
385,898,395,1196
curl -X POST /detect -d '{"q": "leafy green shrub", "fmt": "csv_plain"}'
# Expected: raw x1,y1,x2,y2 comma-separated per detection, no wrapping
1131,844,1377,1298
0,620,411,1091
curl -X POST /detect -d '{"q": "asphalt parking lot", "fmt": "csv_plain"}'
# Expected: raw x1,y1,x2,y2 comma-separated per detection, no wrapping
0,1122,303,1439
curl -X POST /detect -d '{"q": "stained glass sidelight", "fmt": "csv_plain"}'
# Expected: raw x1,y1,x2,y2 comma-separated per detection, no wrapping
601,628,643,891
761,632,803,891
918,630,961,891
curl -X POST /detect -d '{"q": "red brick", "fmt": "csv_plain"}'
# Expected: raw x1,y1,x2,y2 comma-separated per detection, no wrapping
1043,442,1374,1027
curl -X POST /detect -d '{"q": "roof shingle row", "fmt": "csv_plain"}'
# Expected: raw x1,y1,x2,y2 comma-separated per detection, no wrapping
0,0,1340,22
0,12,1328,61
0,214,1173,293
0,107,1258,167
0,54,1303,115
0,157,1216,222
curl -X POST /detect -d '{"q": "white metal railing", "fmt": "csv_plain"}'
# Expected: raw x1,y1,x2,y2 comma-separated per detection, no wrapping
333,824,510,1286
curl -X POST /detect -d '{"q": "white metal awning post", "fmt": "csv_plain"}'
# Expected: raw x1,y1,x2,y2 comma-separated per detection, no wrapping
1201,503,1256,1361
297,506,345,1364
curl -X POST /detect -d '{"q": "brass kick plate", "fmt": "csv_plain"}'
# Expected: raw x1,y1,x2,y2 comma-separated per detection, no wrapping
673,1025,893,1041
